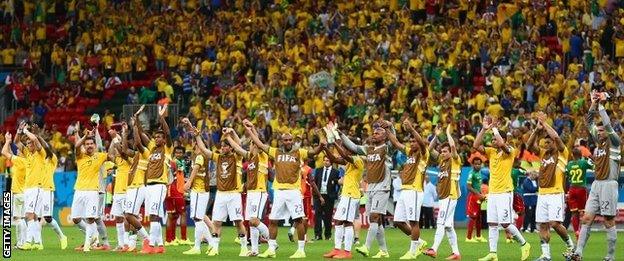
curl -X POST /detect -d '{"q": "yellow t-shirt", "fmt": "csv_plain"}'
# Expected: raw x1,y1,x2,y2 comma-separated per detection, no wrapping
42,154,58,191
129,149,151,188
445,157,463,200
10,156,27,194
268,147,309,190
191,154,207,193
484,146,517,194
402,146,430,191
538,147,569,195
75,152,108,191
247,152,269,192
113,156,131,194
341,156,364,199
21,148,46,189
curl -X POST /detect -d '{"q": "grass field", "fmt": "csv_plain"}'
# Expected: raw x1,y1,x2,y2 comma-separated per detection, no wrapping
9,225,622,260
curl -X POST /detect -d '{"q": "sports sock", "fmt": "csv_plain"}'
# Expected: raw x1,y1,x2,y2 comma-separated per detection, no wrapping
606,226,617,259
488,226,499,253
137,227,149,239
250,226,260,252
239,233,247,249
18,219,27,245
505,224,526,245
376,225,387,251
34,221,42,244
47,218,65,238
344,226,354,252
116,222,126,247
212,236,221,252
334,225,344,249
410,240,420,253
540,239,551,258
96,219,109,246
432,225,445,251
268,239,277,252
149,222,159,246
446,227,459,254
257,222,269,238
365,222,379,249
467,218,475,239
193,221,207,249
571,215,580,233
77,220,87,234
297,240,305,251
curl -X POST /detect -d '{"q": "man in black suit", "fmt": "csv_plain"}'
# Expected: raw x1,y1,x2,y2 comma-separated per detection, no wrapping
314,156,340,240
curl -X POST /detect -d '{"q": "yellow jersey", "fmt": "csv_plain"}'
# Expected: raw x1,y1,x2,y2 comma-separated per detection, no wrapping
246,151,269,192
341,156,364,199
191,154,207,193
484,146,517,194
41,154,58,191
23,148,46,189
113,156,131,194
401,146,429,191
268,147,309,190
211,152,243,192
9,156,27,194
129,149,151,188
538,147,569,195
75,152,108,191
145,141,173,184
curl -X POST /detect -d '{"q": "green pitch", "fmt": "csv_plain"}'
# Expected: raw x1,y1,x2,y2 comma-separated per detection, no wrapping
9,226,621,260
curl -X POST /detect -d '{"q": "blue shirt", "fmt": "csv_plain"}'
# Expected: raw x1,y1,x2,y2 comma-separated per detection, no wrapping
422,182,437,207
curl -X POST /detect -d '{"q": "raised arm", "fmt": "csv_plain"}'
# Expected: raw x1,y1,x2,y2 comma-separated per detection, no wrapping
446,125,459,160
194,132,214,160
2,132,13,158
429,126,441,160
385,126,406,152
223,128,249,158
159,105,173,147
131,116,146,153
526,125,542,155
74,130,92,158
539,120,565,152
333,141,355,164
324,144,348,165
597,104,621,146
307,130,326,157
339,131,366,155
473,117,494,154
405,119,427,148
94,125,104,152
242,119,270,153
23,126,42,151
586,95,598,140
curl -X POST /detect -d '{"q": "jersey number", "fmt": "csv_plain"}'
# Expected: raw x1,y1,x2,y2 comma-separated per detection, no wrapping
569,169,583,184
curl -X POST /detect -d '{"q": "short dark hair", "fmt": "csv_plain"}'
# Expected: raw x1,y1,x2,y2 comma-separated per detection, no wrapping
84,136,96,143
174,146,185,153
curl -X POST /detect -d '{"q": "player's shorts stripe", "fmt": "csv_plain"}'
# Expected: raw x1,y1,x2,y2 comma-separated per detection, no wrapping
414,192,418,220
193,192,199,219
346,197,352,220
132,189,140,214
443,198,451,224
158,185,164,216
33,189,41,212
256,192,264,219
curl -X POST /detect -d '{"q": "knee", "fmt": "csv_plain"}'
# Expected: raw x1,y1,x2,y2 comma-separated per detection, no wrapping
249,218,260,227
72,218,81,224
580,215,593,224
603,218,615,228
548,221,560,228
115,217,125,223
500,223,509,229
44,216,53,223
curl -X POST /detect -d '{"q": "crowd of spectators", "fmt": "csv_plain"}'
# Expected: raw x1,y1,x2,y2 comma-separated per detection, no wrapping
1,0,624,174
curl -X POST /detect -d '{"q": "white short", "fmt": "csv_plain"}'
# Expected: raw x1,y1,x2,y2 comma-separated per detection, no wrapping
365,190,390,214
436,197,457,227
40,190,54,217
536,193,565,223
71,190,100,219
394,190,423,222
189,191,210,220
145,184,167,219
333,196,360,222
487,192,514,224
111,194,126,217
98,193,106,217
124,186,147,216
245,191,268,220
24,187,44,216
213,192,243,222
268,189,304,220
12,193,24,218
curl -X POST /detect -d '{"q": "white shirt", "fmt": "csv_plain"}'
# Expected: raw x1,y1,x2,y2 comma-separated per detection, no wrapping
320,167,331,194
